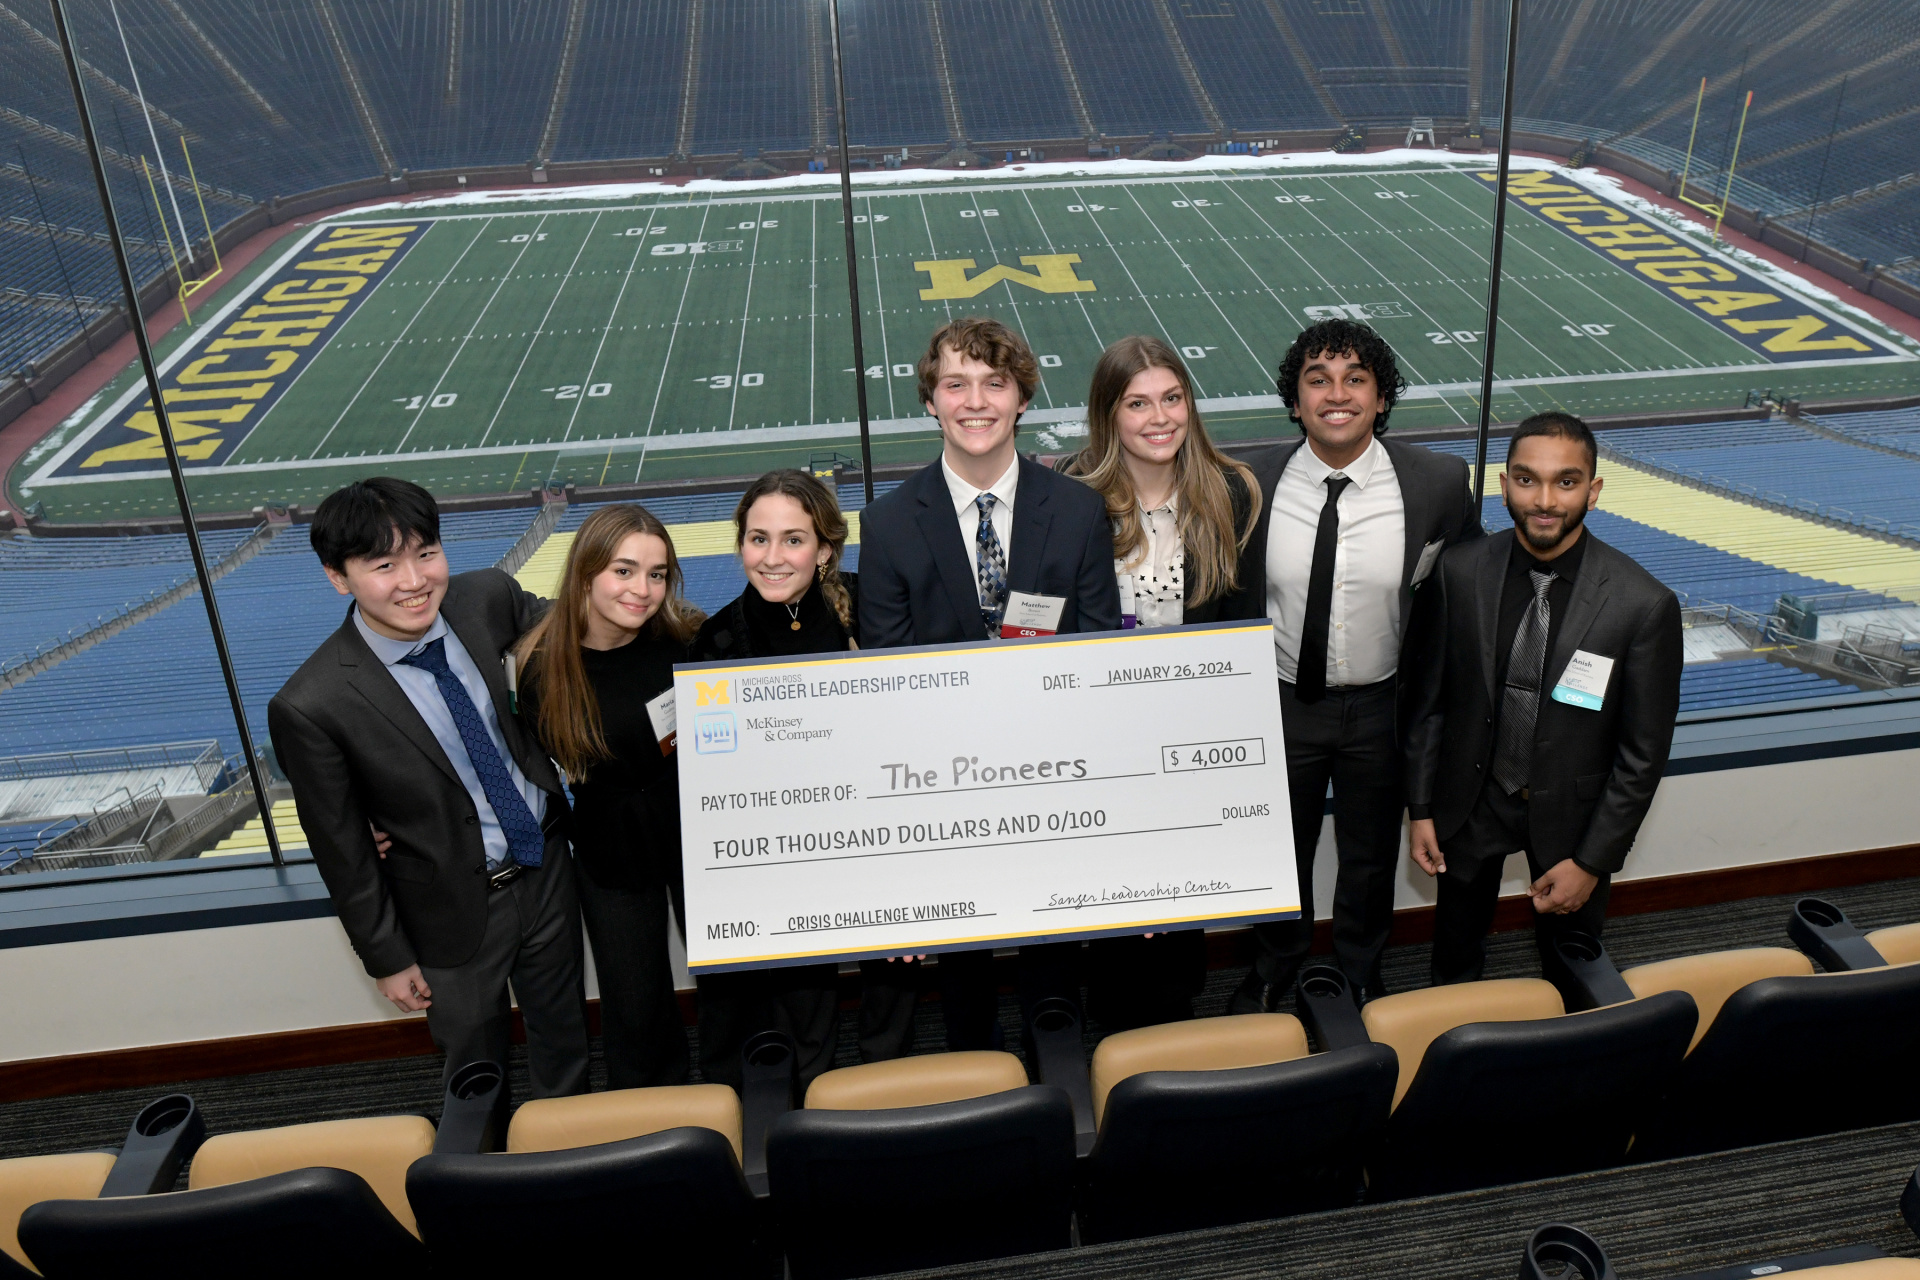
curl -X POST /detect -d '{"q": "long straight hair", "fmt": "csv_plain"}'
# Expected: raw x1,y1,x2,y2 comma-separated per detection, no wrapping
513,504,704,779
734,469,854,632
1075,336,1260,605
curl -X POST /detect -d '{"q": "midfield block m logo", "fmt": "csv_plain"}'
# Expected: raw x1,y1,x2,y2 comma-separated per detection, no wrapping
915,254,1097,300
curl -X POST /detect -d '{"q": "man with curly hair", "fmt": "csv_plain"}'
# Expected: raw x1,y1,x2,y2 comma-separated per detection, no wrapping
1227,319,1482,1011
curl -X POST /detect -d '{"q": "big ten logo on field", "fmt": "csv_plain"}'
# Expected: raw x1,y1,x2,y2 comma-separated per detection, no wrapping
61,222,429,475
695,712,738,754
1482,170,1889,361
915,254,1097,301
696,679,731,706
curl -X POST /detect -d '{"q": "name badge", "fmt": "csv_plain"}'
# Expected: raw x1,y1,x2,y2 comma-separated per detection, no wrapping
1411,538,1445,587
1117,573,1137,630
1551,650,1614,711
646,687,678,755
1002,591,1068,638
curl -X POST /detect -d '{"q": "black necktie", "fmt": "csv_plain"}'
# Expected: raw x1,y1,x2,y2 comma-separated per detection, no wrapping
1294,474,1352,704
1489,568,1557,796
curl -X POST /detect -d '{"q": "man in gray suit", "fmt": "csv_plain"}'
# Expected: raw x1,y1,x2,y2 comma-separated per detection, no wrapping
1406,412,1683,995
269,478,589,1096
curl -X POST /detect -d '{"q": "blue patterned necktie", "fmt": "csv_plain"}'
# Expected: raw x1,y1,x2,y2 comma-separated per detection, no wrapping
975,493,1009,638
400,636,545,868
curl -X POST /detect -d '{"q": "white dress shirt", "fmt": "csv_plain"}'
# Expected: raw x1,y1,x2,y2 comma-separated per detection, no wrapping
354,609,546,869
1265,436,1406,686
1121,497,1184,629
942,452,1019,604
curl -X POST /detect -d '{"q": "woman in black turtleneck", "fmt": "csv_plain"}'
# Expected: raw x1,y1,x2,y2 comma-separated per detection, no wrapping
690,469,920,1093
514,503,706,1088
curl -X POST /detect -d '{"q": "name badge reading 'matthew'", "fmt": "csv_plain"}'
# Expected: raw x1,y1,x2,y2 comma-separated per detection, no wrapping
673,623,1301,973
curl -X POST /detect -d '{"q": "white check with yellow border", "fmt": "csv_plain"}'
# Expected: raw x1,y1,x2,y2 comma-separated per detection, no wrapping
675,621,1299,972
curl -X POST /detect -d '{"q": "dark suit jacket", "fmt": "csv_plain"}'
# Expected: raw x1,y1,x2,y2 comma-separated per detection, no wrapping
1404,530,1684,877
1226,437,1482,719
268,569,562,977
859,455,1121,646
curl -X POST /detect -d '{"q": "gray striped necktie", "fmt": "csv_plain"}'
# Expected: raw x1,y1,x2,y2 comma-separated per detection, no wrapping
1490,569,1557,796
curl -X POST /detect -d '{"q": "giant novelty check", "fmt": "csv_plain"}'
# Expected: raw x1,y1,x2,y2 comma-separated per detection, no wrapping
675,622,1298,972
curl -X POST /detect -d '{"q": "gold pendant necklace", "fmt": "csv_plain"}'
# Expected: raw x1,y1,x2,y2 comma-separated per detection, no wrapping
786,602,803,631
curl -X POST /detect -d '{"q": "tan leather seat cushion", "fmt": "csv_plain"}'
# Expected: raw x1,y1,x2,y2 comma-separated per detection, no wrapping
1772,1260,1920,1279
1361,978,1563,1108
1621,947,1812,1052
188,1115,434,1236
507,1083,743,1164
1867,921,1920,966
0,1152,117,1272
805,1051,1028,1111
1088,1014,1310,1128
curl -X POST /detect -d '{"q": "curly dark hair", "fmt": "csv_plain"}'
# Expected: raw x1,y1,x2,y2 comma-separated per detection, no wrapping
1275,319,1408,436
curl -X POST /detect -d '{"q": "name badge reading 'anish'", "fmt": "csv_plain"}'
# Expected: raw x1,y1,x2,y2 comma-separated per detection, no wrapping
1551,650,1615,711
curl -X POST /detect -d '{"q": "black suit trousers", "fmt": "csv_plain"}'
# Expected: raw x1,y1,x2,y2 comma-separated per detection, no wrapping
1248,678,1403,998
415,834,590,1100
576,863,690,1089
1429,783,1613,1001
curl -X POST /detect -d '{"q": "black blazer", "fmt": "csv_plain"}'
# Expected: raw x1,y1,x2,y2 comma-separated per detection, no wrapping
1404,530,1684,877
1226,437,1482,712
268,569,562,978
858,455,1121,646
1181,465,1259,625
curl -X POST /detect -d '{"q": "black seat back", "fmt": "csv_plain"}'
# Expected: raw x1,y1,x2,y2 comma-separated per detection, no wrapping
1082,1042,1396,1243
18,1166,423,1279
766,1085,1075,1280
1370,990,1697,1199
1641,964,1920,1159
408,1125,759,1275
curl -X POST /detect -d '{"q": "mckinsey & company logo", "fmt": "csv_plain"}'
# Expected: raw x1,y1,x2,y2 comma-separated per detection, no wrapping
695,712,738,754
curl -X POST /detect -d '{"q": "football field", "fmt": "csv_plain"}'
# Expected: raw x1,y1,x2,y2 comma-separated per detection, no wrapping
17,158,1919,522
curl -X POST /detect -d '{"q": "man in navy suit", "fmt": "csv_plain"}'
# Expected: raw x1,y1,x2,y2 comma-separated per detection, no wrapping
859,315,1120,1049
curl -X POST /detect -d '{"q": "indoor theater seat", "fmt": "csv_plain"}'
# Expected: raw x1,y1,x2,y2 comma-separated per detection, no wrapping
19,1115,433,1278
766,1051,1075,1280
1622,946,1920,1157
0,1154,117,1278
1866,923,1920,965
1360,978,1696,1199
407,1083,759,1276
1077,1013,1396,1242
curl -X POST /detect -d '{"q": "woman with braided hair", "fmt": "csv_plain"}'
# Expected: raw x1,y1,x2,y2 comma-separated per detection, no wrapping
690,468,920,1091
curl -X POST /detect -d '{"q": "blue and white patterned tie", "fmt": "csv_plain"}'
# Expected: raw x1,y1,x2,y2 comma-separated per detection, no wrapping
975,493,1009,638
401,637,545,867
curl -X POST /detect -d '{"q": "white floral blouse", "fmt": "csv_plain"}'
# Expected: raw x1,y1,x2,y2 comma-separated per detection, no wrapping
1118,497,1184,629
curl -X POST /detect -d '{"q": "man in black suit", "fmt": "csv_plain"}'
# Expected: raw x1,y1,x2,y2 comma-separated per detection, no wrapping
859,315,1120,1049
1407,412,1682,994
1228,319,1481,1012
270,478,589,1097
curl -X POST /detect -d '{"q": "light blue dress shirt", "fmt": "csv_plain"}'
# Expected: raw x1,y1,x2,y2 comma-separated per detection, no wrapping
353,609,546,870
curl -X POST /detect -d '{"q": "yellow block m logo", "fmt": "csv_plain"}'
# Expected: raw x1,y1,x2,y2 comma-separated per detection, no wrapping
696,680,731,706
915,254,1096,300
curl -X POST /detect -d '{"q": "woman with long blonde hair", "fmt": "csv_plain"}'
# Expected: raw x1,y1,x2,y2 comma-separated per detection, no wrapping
1066,336,1262,1030
689,469,919,1092
513,504,703,1087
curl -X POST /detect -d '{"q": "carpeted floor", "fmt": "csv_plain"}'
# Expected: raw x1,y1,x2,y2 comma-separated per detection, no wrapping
4,872,1917,1218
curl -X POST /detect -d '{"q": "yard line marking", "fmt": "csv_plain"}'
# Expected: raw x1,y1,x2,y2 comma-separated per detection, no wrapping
28,356,1913,487
1313,177,1571,378
1067,184,1200,395
396,214,553,452
968,190,1052,408
865,195,897,420
641,202,717,446
1020,189,1104,347
557,205,659,444
1120,186,1265,389
918,194,953,324
478,211,604,447
304,218,493,460
1414,172,1723,369
726,203,767,431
